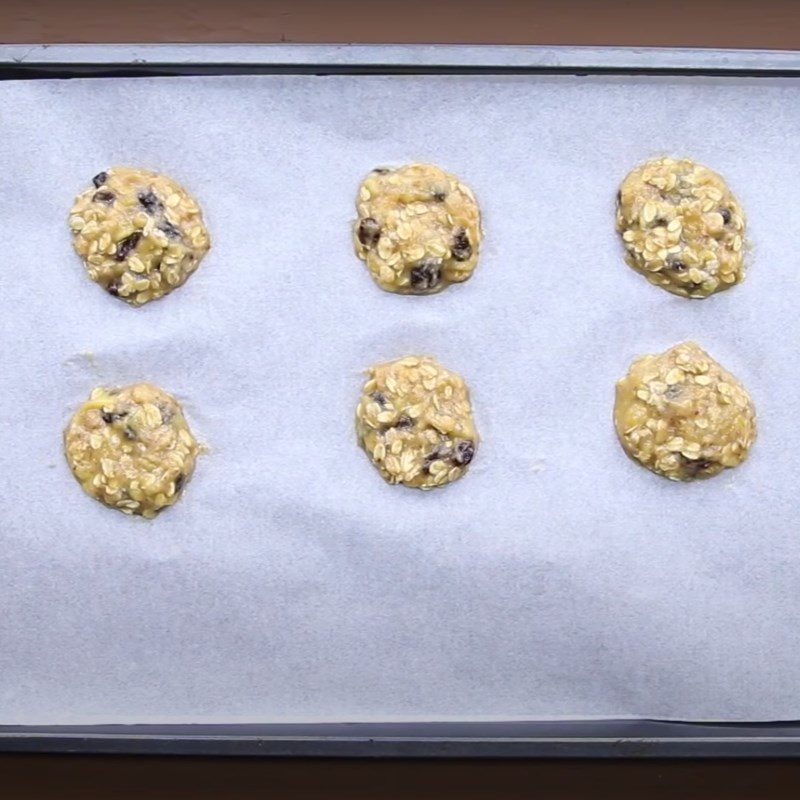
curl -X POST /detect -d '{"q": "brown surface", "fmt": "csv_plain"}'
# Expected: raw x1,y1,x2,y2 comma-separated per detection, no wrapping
1,0,800,48
2,755,800,799
3,0,800,797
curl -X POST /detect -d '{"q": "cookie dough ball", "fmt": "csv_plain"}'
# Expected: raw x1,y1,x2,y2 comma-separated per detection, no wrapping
614,342,756,481
616,157,746,298
69,167,211,305
356,356,478,489
64,383,200,517
354,163,482,294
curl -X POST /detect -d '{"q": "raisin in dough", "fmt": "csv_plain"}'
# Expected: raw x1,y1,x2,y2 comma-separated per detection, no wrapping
69,167,210,305
64,383,200,517
354,163,482,294
616,157,746,298
356,356,478,489
614,342,756,481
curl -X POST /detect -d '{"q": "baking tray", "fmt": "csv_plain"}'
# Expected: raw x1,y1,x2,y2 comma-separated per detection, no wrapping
2,43,800,759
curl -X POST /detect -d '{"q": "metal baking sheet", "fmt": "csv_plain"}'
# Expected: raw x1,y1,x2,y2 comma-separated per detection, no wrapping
2,44,800,758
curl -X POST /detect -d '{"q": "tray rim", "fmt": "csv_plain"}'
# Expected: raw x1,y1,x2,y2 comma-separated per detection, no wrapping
2,41,800,758
2,43,800,75
4,720,800,758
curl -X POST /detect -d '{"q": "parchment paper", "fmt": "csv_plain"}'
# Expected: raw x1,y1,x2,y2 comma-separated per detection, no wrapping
1,74,799,724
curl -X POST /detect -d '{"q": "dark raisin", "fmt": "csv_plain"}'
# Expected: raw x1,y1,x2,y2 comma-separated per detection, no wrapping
357,217,381,248
680,455,713,476
92,171,108,188
664,384,683,400
115,231,141,261
158,220,181,239
92,190,115,204
451,227,472,261
654,216,667,227
101,410,128,424
669,260,687,272
138,189,162,213
719,207,732,224
157,403,174,424
174,473,185,492
423,444,452,471
372,167,390,175
452,440,475,466
369,390,387,406
107,281,120,297
616,190,622,205
432,188,447,201
410,258,442,291
394,415,413,430
123,426,136,440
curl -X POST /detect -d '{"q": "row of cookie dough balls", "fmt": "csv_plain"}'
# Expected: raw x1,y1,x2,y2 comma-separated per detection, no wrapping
69,157,747,304
64,343,756,518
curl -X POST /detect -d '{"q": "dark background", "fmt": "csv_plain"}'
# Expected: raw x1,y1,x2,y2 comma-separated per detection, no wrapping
3,0,800,795
4,0,800,48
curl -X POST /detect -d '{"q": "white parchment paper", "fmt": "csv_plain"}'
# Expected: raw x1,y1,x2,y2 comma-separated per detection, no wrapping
1,74,800,724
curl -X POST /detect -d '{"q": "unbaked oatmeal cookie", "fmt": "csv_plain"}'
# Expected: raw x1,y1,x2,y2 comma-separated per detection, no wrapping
614,342,756,481
69,167,210,305
64,383,200,517
354,163,482,294
356,355,478,489
616,157,746,298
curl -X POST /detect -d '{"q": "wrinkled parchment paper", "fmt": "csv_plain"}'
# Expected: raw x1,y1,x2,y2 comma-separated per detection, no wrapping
1,74,799,723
